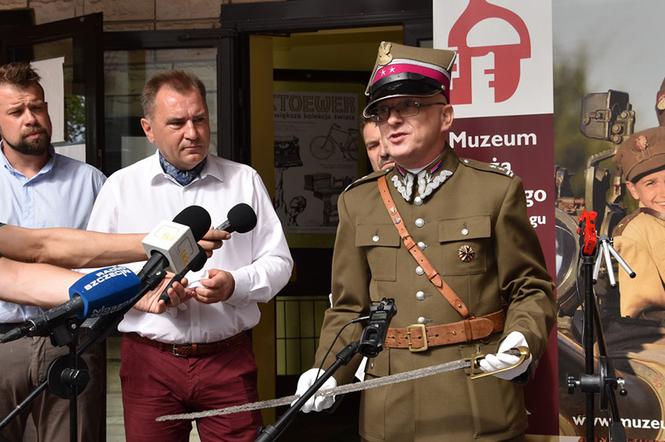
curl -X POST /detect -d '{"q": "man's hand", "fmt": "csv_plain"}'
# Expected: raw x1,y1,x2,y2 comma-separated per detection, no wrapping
193,268,235,304
198,229,230,257
134,274,193,314
293,368,337,413
478,331,532,380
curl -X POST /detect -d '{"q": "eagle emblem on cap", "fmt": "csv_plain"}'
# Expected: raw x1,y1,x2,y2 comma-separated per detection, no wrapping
658,92,665,111
377,41,393,66
634,135,649,152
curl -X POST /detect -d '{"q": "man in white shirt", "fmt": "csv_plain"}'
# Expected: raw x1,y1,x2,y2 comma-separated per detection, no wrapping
87,70,293,442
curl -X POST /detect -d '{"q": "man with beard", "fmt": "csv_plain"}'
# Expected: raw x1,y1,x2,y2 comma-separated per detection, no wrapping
0,62,107,441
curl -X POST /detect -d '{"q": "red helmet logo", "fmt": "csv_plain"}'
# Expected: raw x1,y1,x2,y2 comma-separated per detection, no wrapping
448,0,531,104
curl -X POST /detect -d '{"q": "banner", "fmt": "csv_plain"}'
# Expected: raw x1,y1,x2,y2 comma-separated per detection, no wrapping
553,0,665,440
434,0,557,435
273,91,360,235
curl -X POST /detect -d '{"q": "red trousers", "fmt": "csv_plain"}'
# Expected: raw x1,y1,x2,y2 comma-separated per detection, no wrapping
120,332,262,442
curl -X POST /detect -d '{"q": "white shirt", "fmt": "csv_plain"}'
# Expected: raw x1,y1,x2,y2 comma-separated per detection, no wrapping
86,152,293,344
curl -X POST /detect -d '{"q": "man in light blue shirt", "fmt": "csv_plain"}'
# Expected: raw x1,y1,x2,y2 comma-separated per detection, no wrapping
0,62,106,442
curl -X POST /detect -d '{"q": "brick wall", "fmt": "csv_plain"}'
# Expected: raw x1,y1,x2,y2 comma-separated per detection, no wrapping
0,0,282,30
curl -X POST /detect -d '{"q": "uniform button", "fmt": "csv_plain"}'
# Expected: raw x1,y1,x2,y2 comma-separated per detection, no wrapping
415,266,424,276
417,316,427,324
416,291,425,301
415,218,425,228
372,234,380,242
417,241,427,250
461,228,469,236
414,196,423,206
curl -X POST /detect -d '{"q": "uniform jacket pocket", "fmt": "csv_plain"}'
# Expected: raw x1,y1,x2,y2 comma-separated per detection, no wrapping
438,215,491,275
357,223,400,282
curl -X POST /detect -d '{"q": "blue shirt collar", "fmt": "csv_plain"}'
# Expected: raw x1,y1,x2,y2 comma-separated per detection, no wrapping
0,140,55,180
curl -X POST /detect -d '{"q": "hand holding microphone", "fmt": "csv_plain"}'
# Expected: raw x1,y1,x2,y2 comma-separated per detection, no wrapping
0,206,216,343
0,265,141,343
156,245,208,306
159,203,258,306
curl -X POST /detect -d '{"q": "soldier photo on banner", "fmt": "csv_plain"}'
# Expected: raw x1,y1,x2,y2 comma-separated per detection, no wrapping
273,91,360,235
554,0,665,439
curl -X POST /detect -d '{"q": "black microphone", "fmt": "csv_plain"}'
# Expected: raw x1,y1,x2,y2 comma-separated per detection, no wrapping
216,203,257,233
158,245,208,305
358,298,397,358
158,204,256,305
174,205,211,240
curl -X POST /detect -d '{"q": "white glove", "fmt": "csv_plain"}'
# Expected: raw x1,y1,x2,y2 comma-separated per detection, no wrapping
478,331,532,380
294,368,337,413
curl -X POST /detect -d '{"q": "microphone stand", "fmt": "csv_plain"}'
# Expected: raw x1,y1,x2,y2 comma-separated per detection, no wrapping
255,341,360,442
255,298,396,442
0,269,168,442
567,211,632,442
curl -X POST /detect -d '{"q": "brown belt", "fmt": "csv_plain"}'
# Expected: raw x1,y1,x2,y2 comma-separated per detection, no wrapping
385,310,505,352
124,331,249,358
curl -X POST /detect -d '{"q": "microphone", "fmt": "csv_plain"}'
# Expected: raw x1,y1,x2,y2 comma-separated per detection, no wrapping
157,204,256,306
157,245,208,305
216,203,257,233
139,205,211,281
358,298,397,358
0,266,141,343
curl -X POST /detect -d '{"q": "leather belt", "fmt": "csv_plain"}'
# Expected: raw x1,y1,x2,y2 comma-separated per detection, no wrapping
124,331,249,358
385,310,505,352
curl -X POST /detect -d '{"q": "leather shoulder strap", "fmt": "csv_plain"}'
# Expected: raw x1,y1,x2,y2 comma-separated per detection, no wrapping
377,175,471,319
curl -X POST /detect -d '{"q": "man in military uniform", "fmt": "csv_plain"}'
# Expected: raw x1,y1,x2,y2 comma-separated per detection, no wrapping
295,42,555,441
613,127,665,318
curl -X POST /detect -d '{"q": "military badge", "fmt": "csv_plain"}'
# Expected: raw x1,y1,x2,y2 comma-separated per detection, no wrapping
377,41,393,66
458,245,475,263
634,135,649,152
658,92,665,111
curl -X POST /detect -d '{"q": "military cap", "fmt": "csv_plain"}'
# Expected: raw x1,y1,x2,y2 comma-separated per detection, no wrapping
362,42,456,118
615,126,665,182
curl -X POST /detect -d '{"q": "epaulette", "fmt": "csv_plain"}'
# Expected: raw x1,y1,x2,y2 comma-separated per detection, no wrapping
459,157,514,177
612,211,641,236
343,168,392,193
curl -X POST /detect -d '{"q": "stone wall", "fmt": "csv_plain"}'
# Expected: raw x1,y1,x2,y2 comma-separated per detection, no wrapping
0,0,282,30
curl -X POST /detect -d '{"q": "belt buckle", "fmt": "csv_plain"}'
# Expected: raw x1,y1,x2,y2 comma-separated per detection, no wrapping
406,324,428,352
172,344,192,358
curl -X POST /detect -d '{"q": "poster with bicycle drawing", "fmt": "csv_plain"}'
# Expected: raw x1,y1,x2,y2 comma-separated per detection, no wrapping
273,91,360,234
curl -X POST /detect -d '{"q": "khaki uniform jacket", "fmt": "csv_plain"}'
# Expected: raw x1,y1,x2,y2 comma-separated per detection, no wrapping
314,146,555,442
614,209,665,317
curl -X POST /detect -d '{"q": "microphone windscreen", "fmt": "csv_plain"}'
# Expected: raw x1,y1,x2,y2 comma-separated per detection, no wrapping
227,203,257,233
173,205,211,240
189,247,208,272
